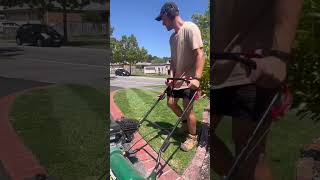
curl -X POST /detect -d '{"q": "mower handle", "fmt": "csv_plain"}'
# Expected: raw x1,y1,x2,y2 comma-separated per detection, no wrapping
160,139,170,153
212,53,257,70
166,77,191,84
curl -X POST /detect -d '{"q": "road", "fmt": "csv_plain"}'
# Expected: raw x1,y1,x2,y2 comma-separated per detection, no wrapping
0,43,109,89
0,43,166,90
110,76,165,89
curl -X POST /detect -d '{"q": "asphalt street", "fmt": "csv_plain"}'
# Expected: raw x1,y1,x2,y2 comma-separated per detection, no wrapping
0,76,52,97
110,76,165,89
0,43,109,89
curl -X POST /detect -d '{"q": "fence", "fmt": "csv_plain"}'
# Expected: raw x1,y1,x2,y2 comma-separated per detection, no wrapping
52,22,107,36
0,27,19,38
110,65,144,75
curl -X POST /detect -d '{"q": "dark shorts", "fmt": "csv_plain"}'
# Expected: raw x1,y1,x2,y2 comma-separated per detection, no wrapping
212,84,277,121
167,88,197,99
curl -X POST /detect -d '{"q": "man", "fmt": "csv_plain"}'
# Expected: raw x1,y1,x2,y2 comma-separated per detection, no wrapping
155,2,205,152
211,0,303,179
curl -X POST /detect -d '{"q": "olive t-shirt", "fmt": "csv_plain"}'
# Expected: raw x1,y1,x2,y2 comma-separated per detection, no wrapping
170,21,203,89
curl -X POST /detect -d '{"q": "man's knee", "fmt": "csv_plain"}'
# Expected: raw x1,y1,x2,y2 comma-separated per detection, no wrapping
167,99,178,109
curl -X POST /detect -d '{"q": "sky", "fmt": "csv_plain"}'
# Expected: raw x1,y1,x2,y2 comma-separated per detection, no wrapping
110,0,208,58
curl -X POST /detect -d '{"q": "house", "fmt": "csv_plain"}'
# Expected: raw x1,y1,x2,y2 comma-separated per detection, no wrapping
144,65,168,75
110,60,171,75
143,61,171,75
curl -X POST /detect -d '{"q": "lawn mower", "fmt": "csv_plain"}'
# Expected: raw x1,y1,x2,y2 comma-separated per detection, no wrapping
212,52,292,180
109,77,200,180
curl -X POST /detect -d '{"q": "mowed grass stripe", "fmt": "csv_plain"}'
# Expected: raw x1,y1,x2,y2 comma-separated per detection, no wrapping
130,88,175,122
114,88,209,174
49,85,106,179
10,85,106,180
50,86,105,172
130,88,192,173
113,89,135,117
125,88,151,118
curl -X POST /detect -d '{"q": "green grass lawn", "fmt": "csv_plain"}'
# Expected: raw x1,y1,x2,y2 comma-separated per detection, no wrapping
113,87,209,174
10,84,108,180
212,110,320,180
0,36,16,43
65,35,107,49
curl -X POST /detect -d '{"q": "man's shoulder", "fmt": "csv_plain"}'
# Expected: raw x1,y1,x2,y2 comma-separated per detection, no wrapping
183,21,200,30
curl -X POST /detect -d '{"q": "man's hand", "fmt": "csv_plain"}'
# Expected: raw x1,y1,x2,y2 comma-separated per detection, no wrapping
249,56,286,88
188,78,200,90
165,79,174,87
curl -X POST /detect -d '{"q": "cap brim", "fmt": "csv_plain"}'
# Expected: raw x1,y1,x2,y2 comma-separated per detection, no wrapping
155,14,162,21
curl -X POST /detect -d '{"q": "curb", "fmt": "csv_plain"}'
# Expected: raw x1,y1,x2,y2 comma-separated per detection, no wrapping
182,107,210,179
0,85,54,180
110,91,124,119
110,90,210,180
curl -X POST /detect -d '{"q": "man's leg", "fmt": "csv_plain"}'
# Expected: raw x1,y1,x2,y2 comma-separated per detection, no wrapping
183,97,196,135
255,154,274,180
231,116,273,180
167,96,183,117
211,115,234,176
180,90,198,151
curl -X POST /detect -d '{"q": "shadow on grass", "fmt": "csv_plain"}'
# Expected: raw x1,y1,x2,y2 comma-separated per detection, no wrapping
126,119,183,175
121,118,184,168
128,117,203,150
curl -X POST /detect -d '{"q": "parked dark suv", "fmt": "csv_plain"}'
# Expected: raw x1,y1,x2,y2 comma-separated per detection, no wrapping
16,24,63,47
115,68,130,76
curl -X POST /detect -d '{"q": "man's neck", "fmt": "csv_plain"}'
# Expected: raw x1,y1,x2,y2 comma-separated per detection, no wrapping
173,16,184,33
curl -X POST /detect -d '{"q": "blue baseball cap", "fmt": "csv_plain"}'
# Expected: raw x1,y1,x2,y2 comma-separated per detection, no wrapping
155,2,179,21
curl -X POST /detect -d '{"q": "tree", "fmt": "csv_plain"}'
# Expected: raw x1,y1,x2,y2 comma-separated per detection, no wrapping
288,0,320,121
111,37,122,63
192,10,210,96
111,34,149,73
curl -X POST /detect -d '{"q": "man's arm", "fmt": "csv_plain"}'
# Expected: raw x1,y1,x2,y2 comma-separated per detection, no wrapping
272,0,304,53
188,47,205,89
170,63,174,78
194,47,206,79
249,0,303,88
